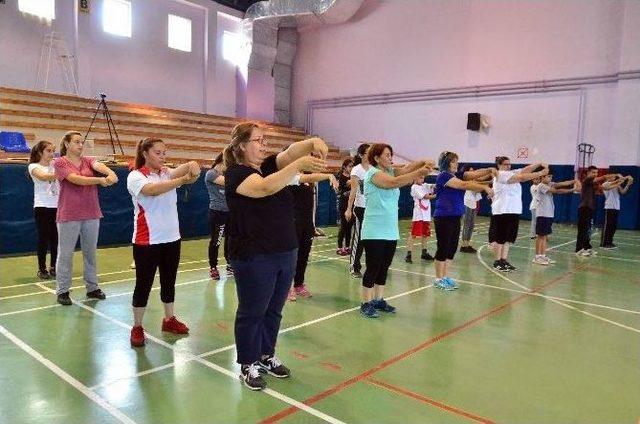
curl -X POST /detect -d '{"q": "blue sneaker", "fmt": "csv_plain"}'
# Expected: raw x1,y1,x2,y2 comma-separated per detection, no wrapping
360,302,379,318
434,279,455,291
372,298,396,313
443,277,459,290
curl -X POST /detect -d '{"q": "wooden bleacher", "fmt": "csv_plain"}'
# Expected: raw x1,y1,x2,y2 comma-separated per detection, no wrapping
0,87,348,169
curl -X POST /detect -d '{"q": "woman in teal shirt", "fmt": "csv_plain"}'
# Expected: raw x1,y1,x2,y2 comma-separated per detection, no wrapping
360,144,434,318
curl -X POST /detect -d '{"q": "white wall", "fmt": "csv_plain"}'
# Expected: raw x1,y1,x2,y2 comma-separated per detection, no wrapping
292,0,640,166
0,0,244,114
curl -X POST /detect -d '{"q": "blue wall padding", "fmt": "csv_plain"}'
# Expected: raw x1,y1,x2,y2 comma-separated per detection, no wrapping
2,163,639,255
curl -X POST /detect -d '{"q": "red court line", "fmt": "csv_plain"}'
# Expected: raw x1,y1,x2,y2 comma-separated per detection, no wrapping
260,269,578,424
366,378,496,424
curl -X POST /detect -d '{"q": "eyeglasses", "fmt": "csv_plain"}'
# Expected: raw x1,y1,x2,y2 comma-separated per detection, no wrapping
249,137,266,146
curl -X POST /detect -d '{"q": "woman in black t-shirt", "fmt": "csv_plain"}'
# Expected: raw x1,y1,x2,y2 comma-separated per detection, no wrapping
336,158,353,255
223,122,328,391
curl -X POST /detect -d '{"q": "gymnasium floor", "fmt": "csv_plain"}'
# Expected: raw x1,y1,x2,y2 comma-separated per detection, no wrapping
1,217,638,424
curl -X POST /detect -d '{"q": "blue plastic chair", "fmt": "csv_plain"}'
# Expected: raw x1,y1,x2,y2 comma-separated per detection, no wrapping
0,132,30,153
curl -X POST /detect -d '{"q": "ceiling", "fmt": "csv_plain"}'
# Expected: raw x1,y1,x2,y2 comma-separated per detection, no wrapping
212,0,262,13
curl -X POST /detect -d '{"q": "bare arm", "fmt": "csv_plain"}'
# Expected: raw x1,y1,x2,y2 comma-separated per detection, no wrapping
345,175,359,220
140,174,193,196
593,173,617,184
65,173,107,186
396,159,435,177
31,167,57,182
299,173,334,184
518,162,544,174
92,161,119,185
446,177,493,195
237,156,325,198
463,167,494,181
170,161,200,179
371,165,432,189
276,137,328,169
508,167,549,183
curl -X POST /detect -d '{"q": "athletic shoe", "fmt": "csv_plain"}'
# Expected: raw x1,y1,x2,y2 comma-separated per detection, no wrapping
493,260,509,272
502,260,517,271
404,253,413,263
543,256,556,264
421,252,435,261
294,285,312,298
601,244,618,250
336,248,344,256
209,267,220,280
434,278,455,291
532,256,549,266
360,302,379,318
460,246,477,254
350,269,363,278
530,236,536,240
372,298,396,313
443,277,459,289
37,270,50,280
86,289,106,300
575,249,591,257
346,247,352,254
287,287,296,302
130,325,145,347
162,316,189,334
226,265,234,276
258,355,291,378
240,363,267,390
130,261,136,269
587,249,598,256
48,267,56,278
57,291,72,306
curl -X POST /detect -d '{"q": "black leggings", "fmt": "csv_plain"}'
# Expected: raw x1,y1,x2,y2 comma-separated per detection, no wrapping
337,202,353,248
362,239,397,288
132,240,181,307
294,221,314,286
208,209,229,268
34,207,58,272
434,216,462,261
575,207,593,252
350,207,365,272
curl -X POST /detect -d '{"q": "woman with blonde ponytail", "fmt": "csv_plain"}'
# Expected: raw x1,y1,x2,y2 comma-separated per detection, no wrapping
224,122,328,390
53,131,118,306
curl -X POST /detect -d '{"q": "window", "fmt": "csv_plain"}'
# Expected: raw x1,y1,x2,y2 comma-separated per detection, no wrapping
222,30,249,67
103,0,131,38
168,14,192,52
18,0,55,20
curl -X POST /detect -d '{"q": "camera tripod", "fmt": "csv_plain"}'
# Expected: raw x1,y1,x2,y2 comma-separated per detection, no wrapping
85,93,124,156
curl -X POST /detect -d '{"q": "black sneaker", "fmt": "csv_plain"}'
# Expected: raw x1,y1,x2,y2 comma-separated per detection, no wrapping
405,253,412,263
86,289,106,300
502,260,517,271
421,252,434,261
493,260,509,272
37,270,50,280
57,292,72,306
258,355,291,378
460,246,477,254
240,363,267,390
372,298,396,313
48,267,56,278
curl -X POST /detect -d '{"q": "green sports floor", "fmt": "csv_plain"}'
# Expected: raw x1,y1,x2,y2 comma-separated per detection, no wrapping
1,217,638,424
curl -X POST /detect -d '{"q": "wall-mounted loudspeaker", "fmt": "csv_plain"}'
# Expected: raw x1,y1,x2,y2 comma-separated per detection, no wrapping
467,113,481,131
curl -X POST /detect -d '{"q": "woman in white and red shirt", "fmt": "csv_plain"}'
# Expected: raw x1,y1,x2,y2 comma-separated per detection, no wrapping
54,131,118,306
126,137,200,347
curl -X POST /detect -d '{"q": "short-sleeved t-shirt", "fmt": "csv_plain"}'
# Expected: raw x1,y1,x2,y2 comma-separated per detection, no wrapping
127,167,181,245
535,183,555,218
463,190,482,210
529,184,539,210
410,183,433,222
602,182,620,210
434,171,466,218
361,167,400,240
225,154,297,260
54,156,103,223
205,168,228,212
579,176,596,210
28,163,59,208
492,169,523,215
350,164,368,208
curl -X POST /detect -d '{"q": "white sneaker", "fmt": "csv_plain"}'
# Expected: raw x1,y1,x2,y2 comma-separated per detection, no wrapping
575,249,590,257
587,249,597,256
543,256,556,264
532,256,549,265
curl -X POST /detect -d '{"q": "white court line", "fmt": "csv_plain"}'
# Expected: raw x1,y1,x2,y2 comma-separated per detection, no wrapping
92,283,434,391
509,244,640,264
33,284,345,424
0,324,137,424
476,245,640,334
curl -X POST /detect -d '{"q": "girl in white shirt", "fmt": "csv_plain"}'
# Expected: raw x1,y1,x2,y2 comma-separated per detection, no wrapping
529,178,541,239
28,141,59,280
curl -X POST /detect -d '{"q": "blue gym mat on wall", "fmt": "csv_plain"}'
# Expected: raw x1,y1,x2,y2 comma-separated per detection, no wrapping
1,163,638,255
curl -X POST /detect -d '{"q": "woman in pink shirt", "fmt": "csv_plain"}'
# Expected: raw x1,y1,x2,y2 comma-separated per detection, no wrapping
54,131,118,305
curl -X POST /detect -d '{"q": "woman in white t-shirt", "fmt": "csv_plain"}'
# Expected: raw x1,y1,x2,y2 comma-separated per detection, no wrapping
529,178,541,239
491,157,548,272
344,143,370,278
28,141,60,280
127,138,200,348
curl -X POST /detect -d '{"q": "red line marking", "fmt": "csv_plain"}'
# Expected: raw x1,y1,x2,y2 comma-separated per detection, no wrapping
215,322,228,331
259,269,578,424
292,351,309,360
320,362,342,372
366,378,495,424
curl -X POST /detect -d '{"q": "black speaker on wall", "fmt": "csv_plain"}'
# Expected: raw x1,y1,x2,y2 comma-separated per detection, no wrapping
467,113,481,131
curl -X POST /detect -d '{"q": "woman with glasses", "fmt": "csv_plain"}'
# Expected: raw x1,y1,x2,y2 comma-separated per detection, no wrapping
433,152,494,290
491,156,548,272
223,122,328,390
53,131,119,305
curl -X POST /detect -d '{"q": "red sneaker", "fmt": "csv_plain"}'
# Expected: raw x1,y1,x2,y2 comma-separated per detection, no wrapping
162,316,189,334
130,325,145,347
209,267,220,280
295,284,313,298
